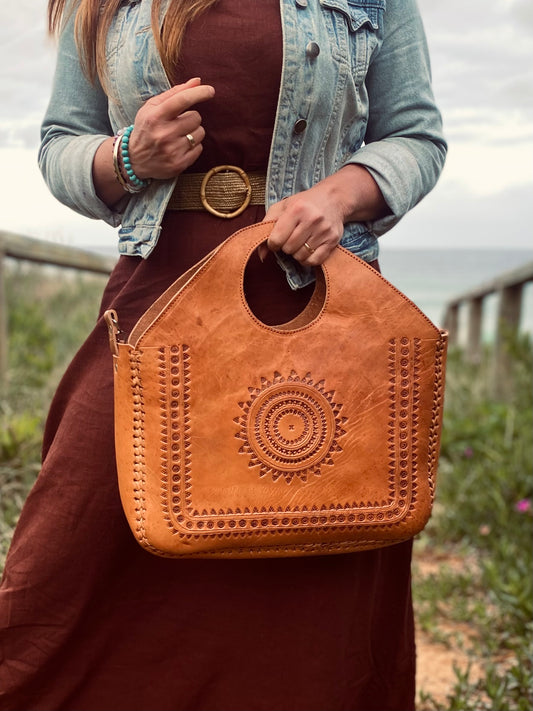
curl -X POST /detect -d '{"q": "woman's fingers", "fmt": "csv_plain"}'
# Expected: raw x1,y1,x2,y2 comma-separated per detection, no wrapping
147,76,202,98
126,79,215,180
263,188,344,266
146,80,215,119
174,111,205,140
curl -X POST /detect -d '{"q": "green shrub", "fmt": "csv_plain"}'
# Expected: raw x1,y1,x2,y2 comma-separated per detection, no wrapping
416,335,533,710
1,263,107,567
3,262,106,406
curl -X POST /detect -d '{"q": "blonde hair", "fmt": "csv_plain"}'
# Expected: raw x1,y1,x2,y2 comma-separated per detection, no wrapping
47,0,219,86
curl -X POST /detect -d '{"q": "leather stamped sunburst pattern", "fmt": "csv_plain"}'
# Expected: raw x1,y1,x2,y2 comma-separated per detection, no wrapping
233,371,347,483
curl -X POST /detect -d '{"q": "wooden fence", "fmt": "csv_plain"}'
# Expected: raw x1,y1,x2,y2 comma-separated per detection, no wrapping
442,260,533,397
0,230,116,385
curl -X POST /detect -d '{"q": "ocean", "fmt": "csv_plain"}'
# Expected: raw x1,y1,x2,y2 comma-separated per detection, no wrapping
377,248,533,342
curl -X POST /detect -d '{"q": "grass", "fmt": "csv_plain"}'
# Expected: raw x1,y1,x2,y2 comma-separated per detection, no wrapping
0,262,107,567
414,339,533,711
0,264,532,710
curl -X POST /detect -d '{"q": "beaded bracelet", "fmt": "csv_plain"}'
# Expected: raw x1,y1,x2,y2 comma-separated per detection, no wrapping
120,125,150,190
112,125,151,194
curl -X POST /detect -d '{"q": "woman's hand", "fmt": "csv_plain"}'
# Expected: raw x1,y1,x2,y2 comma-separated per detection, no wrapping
127,77,215,180
93,77,214,207
260,164,389,265
261,181,346,266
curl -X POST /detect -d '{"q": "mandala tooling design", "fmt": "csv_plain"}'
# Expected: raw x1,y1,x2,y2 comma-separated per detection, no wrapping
234,371,347,483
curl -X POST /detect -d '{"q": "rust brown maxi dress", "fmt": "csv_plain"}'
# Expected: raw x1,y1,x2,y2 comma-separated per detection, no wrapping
0,2,416,709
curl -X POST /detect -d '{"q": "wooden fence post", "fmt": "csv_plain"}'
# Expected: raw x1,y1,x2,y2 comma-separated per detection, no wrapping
443,303,459,345
466,296,483,363
493,283,524,399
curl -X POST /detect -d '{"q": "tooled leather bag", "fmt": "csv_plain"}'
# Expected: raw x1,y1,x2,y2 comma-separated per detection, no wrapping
104,221,448,558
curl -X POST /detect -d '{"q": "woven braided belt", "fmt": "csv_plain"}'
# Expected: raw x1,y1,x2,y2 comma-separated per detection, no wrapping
167,165,267,219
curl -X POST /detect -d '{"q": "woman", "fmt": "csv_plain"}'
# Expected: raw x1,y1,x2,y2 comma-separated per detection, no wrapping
0,0,446,709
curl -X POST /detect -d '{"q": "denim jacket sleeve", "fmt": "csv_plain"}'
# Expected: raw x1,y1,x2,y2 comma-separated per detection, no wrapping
346,0,447,235
38,12,124,227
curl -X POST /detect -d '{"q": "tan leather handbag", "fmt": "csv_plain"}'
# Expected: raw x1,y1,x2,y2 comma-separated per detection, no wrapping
104,221,447,558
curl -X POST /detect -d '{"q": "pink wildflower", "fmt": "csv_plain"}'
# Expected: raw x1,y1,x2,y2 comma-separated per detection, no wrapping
515,499,532,514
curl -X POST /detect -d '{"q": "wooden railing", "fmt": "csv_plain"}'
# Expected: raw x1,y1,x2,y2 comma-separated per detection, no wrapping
442,260,533,397
0,231,116,385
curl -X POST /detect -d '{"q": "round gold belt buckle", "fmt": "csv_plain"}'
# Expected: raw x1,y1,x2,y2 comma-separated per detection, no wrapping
200,165,252,219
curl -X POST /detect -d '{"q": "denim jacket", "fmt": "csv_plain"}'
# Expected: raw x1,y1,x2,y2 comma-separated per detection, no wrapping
39,0,446,288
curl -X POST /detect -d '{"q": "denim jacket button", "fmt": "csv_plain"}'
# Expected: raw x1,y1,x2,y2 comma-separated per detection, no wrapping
295,0,308,7
293,119,308,134
306,42,320,58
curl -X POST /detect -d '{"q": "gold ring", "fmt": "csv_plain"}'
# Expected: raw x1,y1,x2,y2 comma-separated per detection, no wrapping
303,241,315,254
185,133,196,149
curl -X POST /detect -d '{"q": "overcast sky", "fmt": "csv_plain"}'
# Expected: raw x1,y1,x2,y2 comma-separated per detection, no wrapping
0,0,532,252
